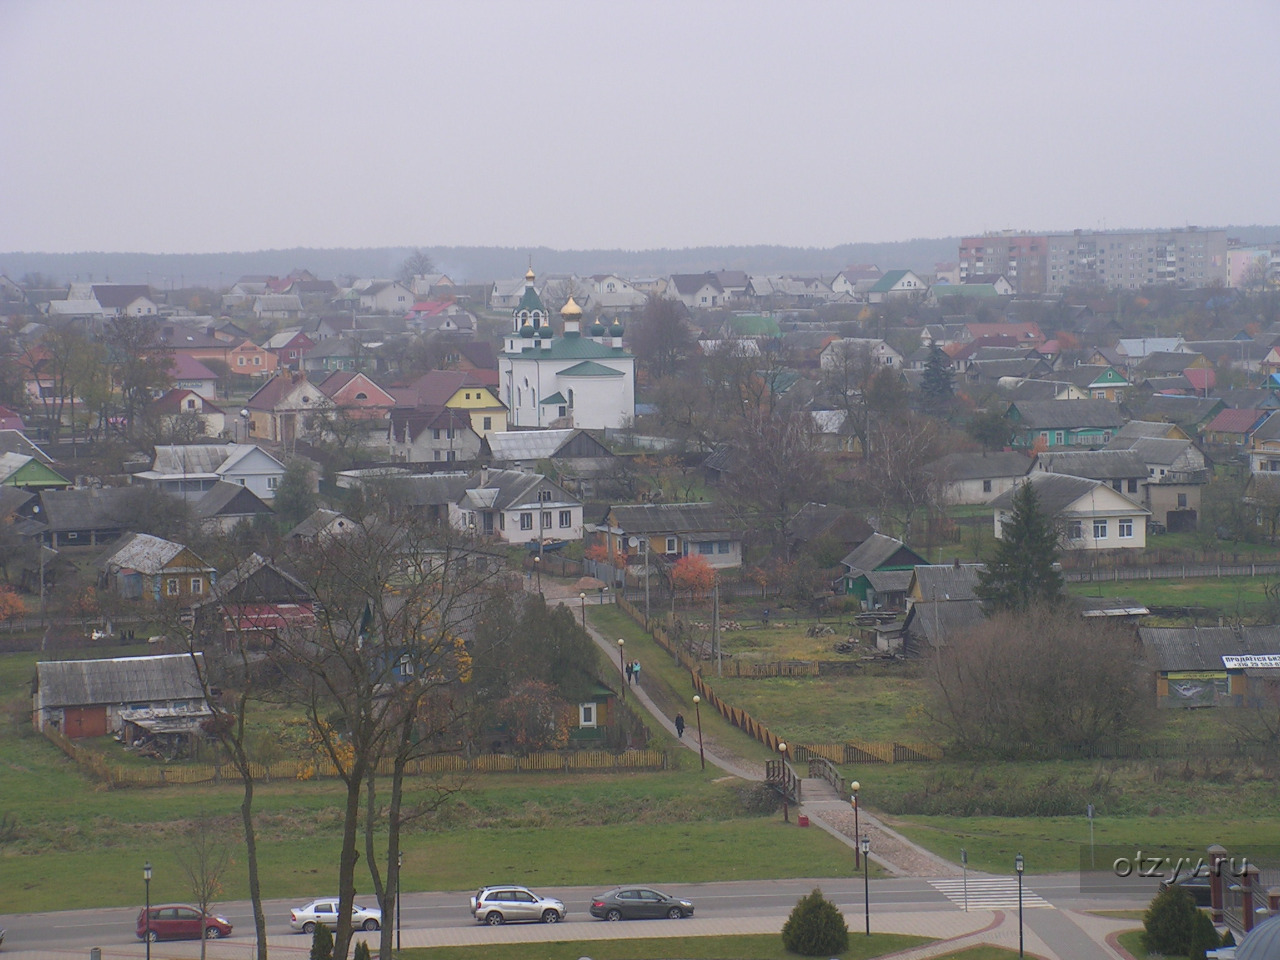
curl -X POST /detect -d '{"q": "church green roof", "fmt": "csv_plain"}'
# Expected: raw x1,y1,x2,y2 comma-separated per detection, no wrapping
559,360,624,377
502,338,631,361
515,284,546,315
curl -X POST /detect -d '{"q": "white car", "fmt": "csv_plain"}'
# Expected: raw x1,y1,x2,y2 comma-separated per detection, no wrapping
289,898,382,933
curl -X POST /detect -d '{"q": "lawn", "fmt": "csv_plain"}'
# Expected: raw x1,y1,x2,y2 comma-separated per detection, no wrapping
400,933,932,960
1066,575,1273,612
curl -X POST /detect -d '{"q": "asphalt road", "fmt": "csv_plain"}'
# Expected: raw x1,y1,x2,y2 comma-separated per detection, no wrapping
1,874,1151,952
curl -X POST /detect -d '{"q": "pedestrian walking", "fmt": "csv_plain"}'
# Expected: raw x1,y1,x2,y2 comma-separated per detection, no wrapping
632,661,641,686
674,713,685,738
624,660,633,684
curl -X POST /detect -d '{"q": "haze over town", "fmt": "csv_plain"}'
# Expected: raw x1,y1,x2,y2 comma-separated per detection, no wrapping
3,0,1280,255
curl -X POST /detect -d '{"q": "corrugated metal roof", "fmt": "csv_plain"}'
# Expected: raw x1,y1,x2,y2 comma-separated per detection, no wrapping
912,563,984,601
487,429,575,461
37,653,205,708
609,502,732,535
1140,625,1280,671
1035,450,1147,480
98,532,197,574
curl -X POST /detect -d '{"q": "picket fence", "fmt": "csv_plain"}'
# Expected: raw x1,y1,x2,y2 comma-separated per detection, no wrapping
42,727,665,787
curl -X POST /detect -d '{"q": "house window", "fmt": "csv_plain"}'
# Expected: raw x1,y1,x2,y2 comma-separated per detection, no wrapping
1054,431,1065,445
433,428,441,440
698,542,714,555
542,510,552,529
539,490,552,502
983,480,993,493
1128,479,1138,493
166,578,179,596
1118,518,1134,538
432,451,442,461
559,510,571,528
498,513,505,531
1093,518,1108,539
267,476,279,490
718,540,731,553
446,428,455,439
579,703,596,728
253,356,261,365
520,513,533,530
186,399,196,410
190,578,203,594
355,392,367,400
665,537,677,553
237,356,246,366
1067,520,1083,539
483,416,492,431
446,450,456,461
1178,493,1188,508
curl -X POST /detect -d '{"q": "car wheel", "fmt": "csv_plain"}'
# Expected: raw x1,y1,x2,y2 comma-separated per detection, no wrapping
205,927,221,940
667,907,683,920
485,911,504,926
363,919,379,932
605,909,623,922
541,909,560,924
146,931,159,943
302,922,316,934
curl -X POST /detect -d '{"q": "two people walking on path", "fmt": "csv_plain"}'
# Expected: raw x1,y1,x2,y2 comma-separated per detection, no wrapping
625,660,641,686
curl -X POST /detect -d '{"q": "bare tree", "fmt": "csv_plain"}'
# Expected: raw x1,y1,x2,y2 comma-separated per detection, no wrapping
397,249,435,286
630,296,694,381
856,413,947,542
176,811,234,960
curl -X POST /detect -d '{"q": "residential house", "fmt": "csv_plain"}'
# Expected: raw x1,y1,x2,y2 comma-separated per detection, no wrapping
286,508,356,542
498,281,635,430
1203,408,1270,453
596,502,742,571
169,355,219,400
830,265,882,299
398,370,507,437
901,562,987,655
359,280,415,313
193,552,317,648
253,294,304,321
668,273,726,309
1080,366,1130,402
378,473,473,525
149,390,226,437
1105,435,1209,530
839,534,927,609
818,338,903,371
809,409,857,453
317,371,396,423
190,481,273,533
990,474,1150,551
866,270,926,303
302,337,365,374
1111,420,1191,442
388,407,481,463
97,532,216,602
33,653,210,738
0,405,25,432
90,284,159,318
485,428,617,497
262,329,316,370
1140,625,1280,708
0,452,70,490
1132,395,1224,437
227,339,279,377
588,274,648,310
131,443,287,501
244,373,334,445
929,451,1033,505
1006,399,1124,449
453,468,583,545
1248,413,1280,476
38,486,140,547
1033,450,1147,500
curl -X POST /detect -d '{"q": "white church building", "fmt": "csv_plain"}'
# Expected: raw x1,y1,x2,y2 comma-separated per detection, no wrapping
497,269,636,430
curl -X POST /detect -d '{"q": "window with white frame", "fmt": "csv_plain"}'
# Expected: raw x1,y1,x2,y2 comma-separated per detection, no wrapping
166,578,180,596
559,510,571,528
579,703,596,727
190,578,203,594
267,476,279,490
541,511,552,529
1093,518,1108,539
1067,519,1083,539
1118,518,1133,538
520,513,533,530
665,536,677,553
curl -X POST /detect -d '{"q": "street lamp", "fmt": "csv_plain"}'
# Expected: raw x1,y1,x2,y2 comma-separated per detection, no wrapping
1015,852,1025,958
851,781,861,868
144,861,153,960
617,639,625,700
778,742,789,823
579,591,587,632
692,695,705,770
861,835,871,936
397,851,403,953
533,554,541,593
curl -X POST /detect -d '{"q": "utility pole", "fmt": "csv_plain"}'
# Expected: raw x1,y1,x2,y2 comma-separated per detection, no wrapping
713,577,721,677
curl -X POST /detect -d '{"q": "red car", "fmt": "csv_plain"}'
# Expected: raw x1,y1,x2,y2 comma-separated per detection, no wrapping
136,904,233,941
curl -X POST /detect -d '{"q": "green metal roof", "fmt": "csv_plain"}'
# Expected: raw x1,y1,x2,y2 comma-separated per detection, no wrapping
541,392,567,405
729,314,781,336
559,360,624,377
515,284,546,315
869,269,910,293
502,338,631,361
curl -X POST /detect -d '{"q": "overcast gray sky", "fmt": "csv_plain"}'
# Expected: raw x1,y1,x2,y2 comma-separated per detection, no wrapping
2,0,1278,255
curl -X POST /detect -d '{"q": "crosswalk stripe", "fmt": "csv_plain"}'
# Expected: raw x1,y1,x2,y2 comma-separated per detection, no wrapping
929,877,1053,909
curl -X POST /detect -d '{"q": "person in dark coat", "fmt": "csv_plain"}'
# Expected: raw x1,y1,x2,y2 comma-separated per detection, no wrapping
674,713,685,738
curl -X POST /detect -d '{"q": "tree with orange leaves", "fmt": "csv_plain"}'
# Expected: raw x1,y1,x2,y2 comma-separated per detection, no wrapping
671,554,716,602
0,586,23,622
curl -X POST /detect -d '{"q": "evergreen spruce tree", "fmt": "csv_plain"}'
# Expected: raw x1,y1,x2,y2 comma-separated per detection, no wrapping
309,921,334,960
781,888,849,956
976,480,1064,612
273,458,317,531
920,342,955,412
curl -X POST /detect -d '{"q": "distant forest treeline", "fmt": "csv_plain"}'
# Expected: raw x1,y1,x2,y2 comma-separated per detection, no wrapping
4,226,1279,288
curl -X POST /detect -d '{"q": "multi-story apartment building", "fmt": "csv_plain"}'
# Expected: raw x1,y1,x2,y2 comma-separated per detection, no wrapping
960,227,1227,295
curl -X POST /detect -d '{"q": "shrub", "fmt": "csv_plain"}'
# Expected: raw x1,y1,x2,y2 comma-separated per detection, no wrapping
1188,910,1220,960
781,887,848,956
352,940,372,960
309,921,333,960
1143,884,1200,956
1222,929,1236,947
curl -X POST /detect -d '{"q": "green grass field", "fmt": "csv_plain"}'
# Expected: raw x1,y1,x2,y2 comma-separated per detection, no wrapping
399,933,933,960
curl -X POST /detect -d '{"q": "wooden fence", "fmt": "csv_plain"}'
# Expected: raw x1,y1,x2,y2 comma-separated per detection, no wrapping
43,728,665,787
619,593,944,764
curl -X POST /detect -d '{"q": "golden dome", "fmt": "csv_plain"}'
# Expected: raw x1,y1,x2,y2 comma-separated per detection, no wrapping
560,296,583,317
525,267,536,281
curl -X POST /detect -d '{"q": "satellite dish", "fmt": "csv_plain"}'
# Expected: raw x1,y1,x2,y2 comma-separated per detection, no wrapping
628,536,639,548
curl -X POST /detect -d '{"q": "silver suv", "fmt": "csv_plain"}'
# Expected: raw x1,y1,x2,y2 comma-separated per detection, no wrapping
470,885,566,925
